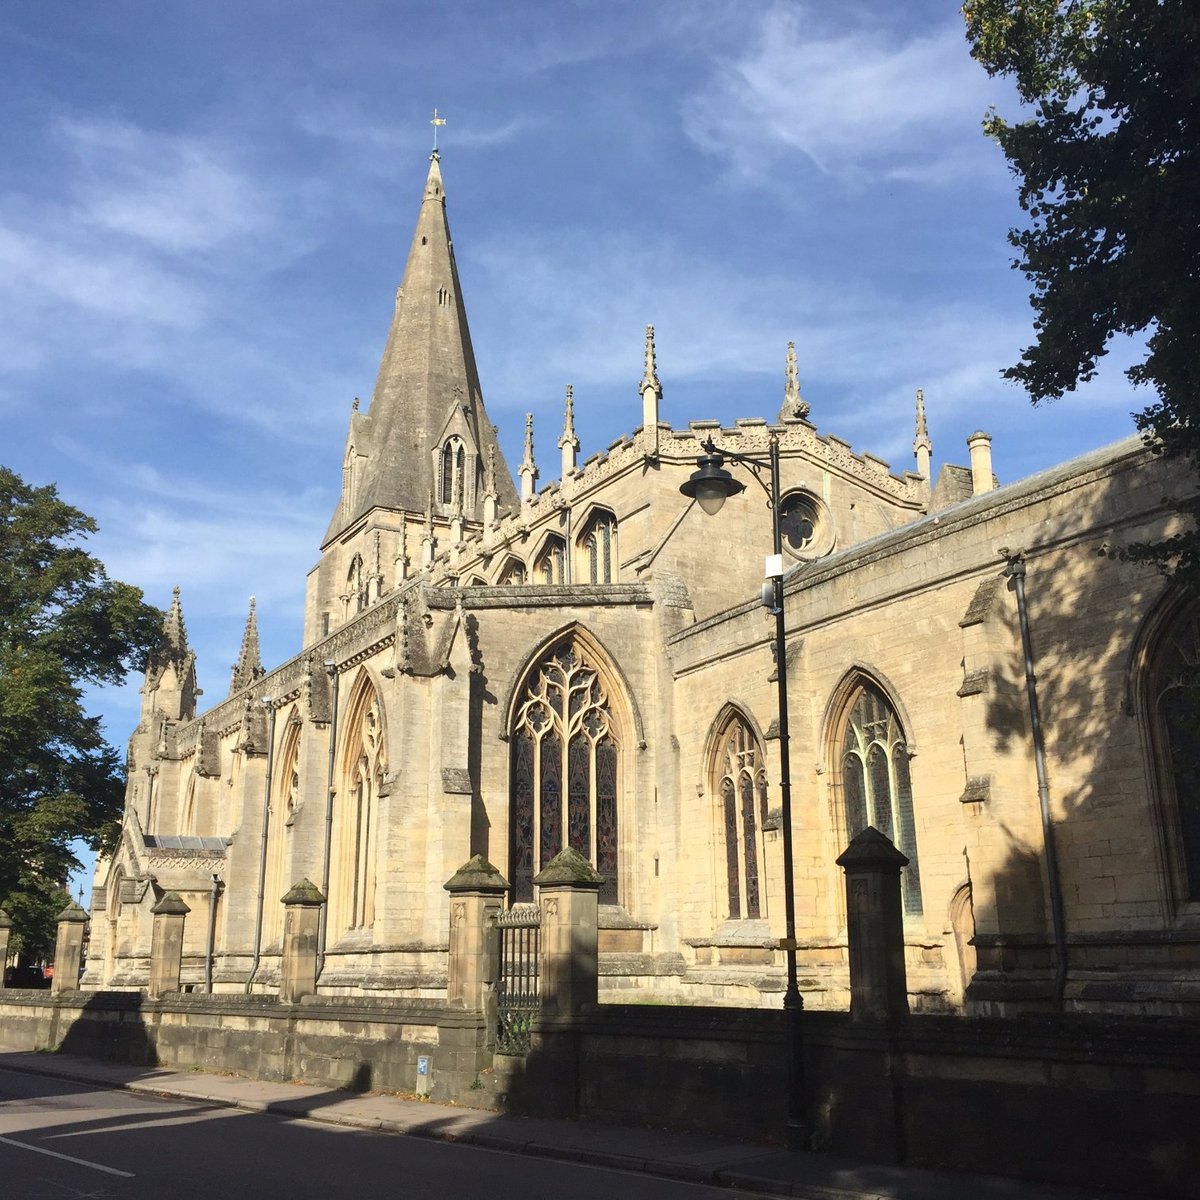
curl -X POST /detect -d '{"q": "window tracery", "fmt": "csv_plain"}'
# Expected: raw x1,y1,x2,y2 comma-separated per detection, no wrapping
712,713,769,920
440,438,466,507
510,641,619,903
263,714,301,945
332,679,387,934
838,681,922,915
581,512,616,584
535,536,566,585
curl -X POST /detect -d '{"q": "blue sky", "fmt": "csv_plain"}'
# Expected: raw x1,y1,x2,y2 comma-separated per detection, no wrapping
1,3,1147,893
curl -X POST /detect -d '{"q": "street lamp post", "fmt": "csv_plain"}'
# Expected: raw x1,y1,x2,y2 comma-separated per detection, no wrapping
681,432,807,1152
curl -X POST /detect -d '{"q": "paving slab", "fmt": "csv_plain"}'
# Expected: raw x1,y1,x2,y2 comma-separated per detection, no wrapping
0,1052,1122,1200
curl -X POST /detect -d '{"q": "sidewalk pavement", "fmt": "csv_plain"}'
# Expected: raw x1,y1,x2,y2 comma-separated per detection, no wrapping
0,1051,1117,1200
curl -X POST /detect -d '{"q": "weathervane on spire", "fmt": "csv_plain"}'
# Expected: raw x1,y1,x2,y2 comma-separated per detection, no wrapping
431,108,447,154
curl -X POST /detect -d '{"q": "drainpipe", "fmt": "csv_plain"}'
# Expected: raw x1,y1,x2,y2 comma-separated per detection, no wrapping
1004,552,1068,1010
205,873,221,993
245,696,277,993
317,662,340,978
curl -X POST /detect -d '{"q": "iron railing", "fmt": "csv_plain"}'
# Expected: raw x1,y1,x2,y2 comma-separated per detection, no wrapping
494,903,540,1054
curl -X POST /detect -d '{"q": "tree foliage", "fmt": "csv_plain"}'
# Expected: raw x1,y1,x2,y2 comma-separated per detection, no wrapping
0,467,162,960
963,0,1200,578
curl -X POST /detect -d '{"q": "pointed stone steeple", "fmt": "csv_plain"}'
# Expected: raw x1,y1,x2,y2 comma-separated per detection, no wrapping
229,597,265,696
142,586,198,724
323,154,518,546
779,341,810,422
519,412,539,504
558,384,579,477
163,585,187,656
913,387,932,482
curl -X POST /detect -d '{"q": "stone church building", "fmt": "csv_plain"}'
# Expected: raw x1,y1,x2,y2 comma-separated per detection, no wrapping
89,153,1200,1017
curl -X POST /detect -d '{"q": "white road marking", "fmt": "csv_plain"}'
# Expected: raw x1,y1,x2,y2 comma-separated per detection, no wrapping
47,1106,245,1138
0,1132,135,1177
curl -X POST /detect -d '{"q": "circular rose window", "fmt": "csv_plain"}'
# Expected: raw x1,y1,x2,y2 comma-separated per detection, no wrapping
778,491,832,559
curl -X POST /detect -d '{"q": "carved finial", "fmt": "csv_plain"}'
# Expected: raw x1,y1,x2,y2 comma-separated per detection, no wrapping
559,385,578,447
913,387,932,481
229,596,265,696
558,384,579,475
484,442,497,499
164,586,188,653
519,411,539,502
641,325,662,398
779,341,810,421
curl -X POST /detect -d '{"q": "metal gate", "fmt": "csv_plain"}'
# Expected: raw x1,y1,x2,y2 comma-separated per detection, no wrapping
494,903,540,1054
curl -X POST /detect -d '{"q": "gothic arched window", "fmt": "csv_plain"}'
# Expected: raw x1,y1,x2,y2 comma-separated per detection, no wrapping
510,640,620,904
263,713,301,946
838,680,922,915
331,677,387,934
1148,603,1200,902
711,712,769,920
581,511,616,584
535,536,566,585
498,558,527,586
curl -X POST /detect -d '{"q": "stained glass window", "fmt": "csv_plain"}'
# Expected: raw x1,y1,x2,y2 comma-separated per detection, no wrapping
509,642,621,902
839,682,922,915
713,714,770,920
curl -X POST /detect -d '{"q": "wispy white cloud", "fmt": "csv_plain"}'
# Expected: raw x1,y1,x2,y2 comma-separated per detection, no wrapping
59,117,275,253
681,5,1001,187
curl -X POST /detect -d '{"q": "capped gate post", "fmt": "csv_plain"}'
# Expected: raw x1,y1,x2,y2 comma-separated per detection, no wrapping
149,891,190,998
52,900,89,994
444,855,509,1011
836,826,909,1023
280,879,325,1002
533,846,602,1019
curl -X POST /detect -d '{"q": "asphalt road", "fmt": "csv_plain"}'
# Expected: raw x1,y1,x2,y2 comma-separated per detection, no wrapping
0,1066,765,1200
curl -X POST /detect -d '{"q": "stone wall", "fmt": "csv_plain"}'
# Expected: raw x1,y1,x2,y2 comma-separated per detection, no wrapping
499,1005,1200,1199
1,991,1197,1196
0,990,487,1103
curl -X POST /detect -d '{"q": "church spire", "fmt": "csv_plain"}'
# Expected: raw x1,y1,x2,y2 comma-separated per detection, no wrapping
229,596,265,696
558,384,579,476
323,154,518,546
779,341,810,422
